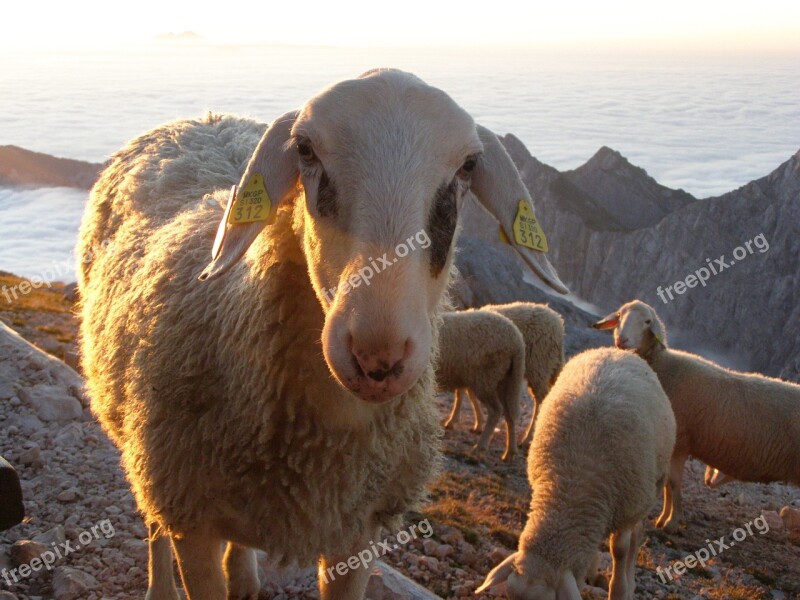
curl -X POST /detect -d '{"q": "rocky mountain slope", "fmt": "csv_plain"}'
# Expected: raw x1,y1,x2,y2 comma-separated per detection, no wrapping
492,136,800,379
0,147,101,189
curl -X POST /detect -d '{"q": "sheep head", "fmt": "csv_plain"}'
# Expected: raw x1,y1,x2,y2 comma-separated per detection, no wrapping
201,69,566,403
593,299,667,356
476,551,582,600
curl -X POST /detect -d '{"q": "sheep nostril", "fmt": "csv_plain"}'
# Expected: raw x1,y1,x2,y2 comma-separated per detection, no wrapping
351,337,411,383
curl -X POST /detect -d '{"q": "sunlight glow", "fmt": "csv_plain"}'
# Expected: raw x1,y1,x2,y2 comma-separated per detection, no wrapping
2,0,799,52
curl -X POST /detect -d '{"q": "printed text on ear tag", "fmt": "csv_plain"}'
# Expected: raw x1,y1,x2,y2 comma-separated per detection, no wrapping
512,200,548,252
228,174,272,224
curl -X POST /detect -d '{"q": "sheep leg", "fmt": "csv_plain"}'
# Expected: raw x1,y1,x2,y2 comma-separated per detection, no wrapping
608,527,633,600
500,398,517,463
657,454,687,532
626,521,644,595
519,387,538,446
224,543,261,599
318,527,380,600
443,389,463,429
467,389,486,433
170,528,227,600
145,523,180,600
474,399,501,455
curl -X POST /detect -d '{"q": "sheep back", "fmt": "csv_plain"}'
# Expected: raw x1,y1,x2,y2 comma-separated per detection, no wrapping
650,348,800,484
522,347,675,571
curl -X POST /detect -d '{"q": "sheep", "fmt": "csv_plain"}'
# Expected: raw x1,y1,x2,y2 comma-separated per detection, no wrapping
437,310,526,461
593,299,800,532
0,455,24,531
476,347,676,600
445,302,565,445
76,68,568,600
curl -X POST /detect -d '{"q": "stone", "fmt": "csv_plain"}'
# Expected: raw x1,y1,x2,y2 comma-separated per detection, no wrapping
56,489,78,503
10,540,48,565
365,561,440,600
18,445,41,466
33,525,66,547
780,506,800,531
18,385,82,422
760,510,784,531
52,566,98,600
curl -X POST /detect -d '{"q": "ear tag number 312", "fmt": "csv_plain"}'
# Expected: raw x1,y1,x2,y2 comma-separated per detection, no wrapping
228,174,272,225
512,200,548,252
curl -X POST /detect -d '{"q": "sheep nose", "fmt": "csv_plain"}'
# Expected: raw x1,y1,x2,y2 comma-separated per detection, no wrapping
351,339,411,383
615,336,628,349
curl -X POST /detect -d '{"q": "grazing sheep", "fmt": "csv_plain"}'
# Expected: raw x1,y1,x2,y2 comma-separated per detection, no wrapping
447,303,565,445
438,310,526,461
594,299,800,532
77,69,567,600
477,348,676,600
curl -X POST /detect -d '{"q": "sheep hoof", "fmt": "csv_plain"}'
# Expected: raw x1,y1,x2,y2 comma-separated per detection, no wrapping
442,419,454,429
501,451,515,462
470,425,483,434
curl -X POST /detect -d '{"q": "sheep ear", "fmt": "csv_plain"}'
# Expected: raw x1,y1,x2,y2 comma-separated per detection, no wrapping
475,551,518,594
199,110,300,281
592,312,620,330
471,125,568,295
649,313,667,345
556,570,582,600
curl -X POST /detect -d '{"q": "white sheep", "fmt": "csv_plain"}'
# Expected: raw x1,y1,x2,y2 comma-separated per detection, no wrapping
594,299,800,532
437,310,526,461
77,69,567,600
445,302,564,446
477,347,676,600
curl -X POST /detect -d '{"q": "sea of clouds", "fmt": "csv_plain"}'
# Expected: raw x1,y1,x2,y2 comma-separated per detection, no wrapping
1,45,799,279
0,187,88,280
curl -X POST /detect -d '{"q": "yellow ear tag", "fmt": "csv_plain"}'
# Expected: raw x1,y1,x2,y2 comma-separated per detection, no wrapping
228,173,272,225
512,200,549,252
654,331,665,344
498,225,512,245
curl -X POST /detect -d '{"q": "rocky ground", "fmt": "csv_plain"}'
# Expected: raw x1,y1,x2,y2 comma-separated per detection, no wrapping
1,280,799,599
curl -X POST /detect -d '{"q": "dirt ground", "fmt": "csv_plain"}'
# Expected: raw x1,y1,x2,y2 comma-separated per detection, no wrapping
2,277,799,599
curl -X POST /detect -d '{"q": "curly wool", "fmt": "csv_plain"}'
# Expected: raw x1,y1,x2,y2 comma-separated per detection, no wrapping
521,348,675,576
77,115,442,567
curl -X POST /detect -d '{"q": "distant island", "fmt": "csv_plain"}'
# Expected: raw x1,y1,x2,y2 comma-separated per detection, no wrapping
0,146,102,189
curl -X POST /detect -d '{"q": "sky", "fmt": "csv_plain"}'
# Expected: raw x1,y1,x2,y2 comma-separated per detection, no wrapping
2,0,799,52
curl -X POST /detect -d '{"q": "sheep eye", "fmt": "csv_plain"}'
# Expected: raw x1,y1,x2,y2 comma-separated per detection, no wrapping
645,319,652,325
296,139,315,162
456,156,478,180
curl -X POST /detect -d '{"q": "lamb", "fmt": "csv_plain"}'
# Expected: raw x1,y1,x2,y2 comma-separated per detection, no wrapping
76,68,568,600
594,299,800,532
476,347,676,600
437,310,526,461
445,302,564,445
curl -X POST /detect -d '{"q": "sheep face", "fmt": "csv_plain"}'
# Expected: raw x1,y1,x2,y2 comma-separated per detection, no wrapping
293,71,480,403
593,300,667,354
202,69,566,404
